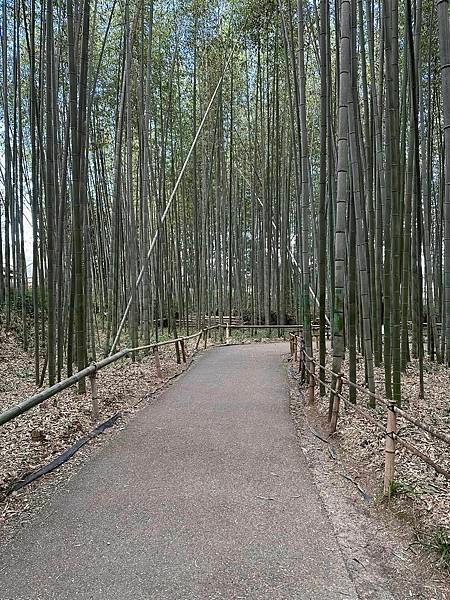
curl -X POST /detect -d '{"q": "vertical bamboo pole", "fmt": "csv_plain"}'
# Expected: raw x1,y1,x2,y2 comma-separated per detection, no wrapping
89,369,99,422
153,345,162,379
384,405,397,494
195,330,202,350
180,338,187,363
203,328,208,349
175,340,181,364
329,374,343,432
308,361,316,404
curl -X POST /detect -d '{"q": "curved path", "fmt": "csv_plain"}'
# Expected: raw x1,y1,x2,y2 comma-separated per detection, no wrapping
0,343,358,599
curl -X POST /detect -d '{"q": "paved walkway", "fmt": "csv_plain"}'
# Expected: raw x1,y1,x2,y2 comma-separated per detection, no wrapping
0,344,358,599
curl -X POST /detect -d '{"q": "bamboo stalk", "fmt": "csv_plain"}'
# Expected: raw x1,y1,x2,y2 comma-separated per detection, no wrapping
90,370,99,423
153,346,162,380
0,350,129,427
175,340,181,364
308,361,316,404
180,338,187,363
329,374,343,433
384,405,397,495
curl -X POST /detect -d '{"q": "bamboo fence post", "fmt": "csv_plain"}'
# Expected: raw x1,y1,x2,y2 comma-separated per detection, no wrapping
195,331,202,350
175,340,181,364
89,367,99,423
226,325,230,343
153,345,162,379
180,338,187,363
329,374,344,433
308,360,316,404
290,335,294,357
299,337,306,380
203,328,208,349
384,405,397,495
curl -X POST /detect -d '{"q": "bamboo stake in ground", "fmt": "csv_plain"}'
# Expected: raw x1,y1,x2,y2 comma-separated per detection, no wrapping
175,341,181,364
89,369,99,423
329,374,344,433
180,338,187,363
195,331,202,351
384,405,397,494
308,361,316,404
153,346,162,380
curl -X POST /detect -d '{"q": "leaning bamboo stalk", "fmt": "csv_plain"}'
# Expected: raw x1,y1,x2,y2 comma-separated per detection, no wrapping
109,42,240,355
0,350,129,427
195,331,202,350
180,338,187,363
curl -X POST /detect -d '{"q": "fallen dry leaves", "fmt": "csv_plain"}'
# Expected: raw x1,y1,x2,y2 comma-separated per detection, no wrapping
0,330,209,525
308,347,449,538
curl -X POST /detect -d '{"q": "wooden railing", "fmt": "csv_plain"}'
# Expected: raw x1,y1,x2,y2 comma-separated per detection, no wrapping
0,323,301,428
0,325,222,428
289,333,450,495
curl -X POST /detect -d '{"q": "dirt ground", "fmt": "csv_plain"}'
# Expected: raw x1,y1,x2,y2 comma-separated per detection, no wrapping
0,328,285,538
287,355,450,599
1,329,449,598
0,329,211,533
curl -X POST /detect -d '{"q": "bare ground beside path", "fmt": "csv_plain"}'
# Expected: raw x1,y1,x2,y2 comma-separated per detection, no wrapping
0,343,445,599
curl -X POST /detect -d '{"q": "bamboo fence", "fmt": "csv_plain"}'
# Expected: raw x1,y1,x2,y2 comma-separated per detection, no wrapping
289,333,450,494
0,324,303,428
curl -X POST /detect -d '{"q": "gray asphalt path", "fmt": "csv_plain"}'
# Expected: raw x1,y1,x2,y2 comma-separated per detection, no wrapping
0,343,358,600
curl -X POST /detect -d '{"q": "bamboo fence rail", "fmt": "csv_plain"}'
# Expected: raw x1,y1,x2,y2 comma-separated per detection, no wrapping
289,333,450,494
0,325,221,427
0,323,301,428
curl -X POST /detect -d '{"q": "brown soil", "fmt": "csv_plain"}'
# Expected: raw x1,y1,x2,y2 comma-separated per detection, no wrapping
287,355,450,599
0,329,210,533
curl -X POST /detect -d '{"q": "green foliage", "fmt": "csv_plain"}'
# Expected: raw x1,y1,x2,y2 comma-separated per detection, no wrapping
430,527,450,568
10,288,35,318
240,0,278,39
388,479,417,497
417,527,450,570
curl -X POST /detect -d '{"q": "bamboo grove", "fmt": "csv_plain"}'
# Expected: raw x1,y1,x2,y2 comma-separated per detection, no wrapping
0,0,449,407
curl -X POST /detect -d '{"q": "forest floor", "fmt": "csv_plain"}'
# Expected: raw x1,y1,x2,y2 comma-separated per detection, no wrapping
0,327,205,531
1,327,449,598
0,326,287,536
288,349,450,593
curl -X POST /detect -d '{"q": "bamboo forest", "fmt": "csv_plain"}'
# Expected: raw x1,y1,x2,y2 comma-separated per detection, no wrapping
1,0,449,397
0,0,450,596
